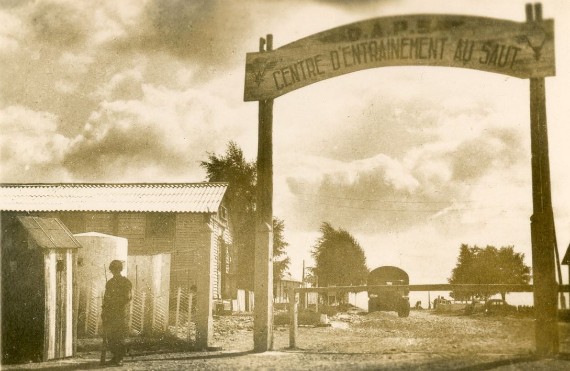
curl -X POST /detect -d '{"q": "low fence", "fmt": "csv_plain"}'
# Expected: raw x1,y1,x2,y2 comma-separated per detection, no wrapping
78,285,171,337
169,287,196,340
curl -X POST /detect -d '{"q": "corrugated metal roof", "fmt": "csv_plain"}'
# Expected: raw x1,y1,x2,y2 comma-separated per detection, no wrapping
0,183,228,213
18,216,82,249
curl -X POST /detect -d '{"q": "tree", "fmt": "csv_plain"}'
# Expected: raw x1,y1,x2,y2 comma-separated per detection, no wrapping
273,217,291,282
448,244,531,301
311,222,368,288
201,142,256,289
201,141,290,289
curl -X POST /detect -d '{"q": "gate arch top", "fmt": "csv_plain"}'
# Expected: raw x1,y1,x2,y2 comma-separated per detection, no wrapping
244,14,554,101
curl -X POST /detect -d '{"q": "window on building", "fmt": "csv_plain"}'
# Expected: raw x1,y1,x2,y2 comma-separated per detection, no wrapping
146,213,175,237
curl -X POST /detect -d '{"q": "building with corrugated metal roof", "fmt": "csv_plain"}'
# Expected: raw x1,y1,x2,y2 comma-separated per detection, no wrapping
1,183,235,354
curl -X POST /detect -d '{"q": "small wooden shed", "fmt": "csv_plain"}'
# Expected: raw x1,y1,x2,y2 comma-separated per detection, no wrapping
1,216,81,364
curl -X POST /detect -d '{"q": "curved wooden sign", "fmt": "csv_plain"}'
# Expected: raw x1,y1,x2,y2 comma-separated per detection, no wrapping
244,15,555,101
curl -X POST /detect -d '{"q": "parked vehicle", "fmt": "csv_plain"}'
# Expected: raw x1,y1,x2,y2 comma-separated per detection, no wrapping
367,266,410,317
484,299,516,315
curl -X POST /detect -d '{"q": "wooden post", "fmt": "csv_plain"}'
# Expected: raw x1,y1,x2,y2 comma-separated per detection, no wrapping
151,294,157,334
187,291,194,342
288,287,298,349
527,2,559,357
254,33,275,353
195,228,215,349
84,286,91,334
175,287,182,337
128,294,134,331
72,255,78,356
94,295,100,336
315,276,319,313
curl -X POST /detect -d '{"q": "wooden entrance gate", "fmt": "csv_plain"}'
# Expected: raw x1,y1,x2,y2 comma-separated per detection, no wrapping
244,3,560,355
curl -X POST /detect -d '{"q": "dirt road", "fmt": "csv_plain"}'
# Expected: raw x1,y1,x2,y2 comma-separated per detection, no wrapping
4,310,570,370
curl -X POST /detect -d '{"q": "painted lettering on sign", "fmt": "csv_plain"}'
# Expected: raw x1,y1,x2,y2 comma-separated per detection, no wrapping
244,15,555,101
330,37,448,68
272,54,326,90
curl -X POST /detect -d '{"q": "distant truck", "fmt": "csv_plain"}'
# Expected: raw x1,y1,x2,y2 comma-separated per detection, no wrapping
367,266,410,317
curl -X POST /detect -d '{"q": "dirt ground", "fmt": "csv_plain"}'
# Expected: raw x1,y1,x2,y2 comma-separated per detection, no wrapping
4,309,570,370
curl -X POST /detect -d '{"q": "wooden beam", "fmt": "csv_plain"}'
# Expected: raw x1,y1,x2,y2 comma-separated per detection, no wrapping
254,34,275,353
527,2,559,357
288,287,298,349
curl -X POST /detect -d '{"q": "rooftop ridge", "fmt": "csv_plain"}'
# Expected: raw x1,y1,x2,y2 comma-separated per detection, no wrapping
0,182,228,213
0,182,228,187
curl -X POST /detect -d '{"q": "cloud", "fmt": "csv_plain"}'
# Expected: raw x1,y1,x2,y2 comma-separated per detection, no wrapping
61,83,248,181
54,79,77,94
0,105,72,181
109,0,253,72
314,0,394,12
0,0,34,9
94,67,144,101
29,1,89,48
58,52,94,75
284,119,526,233
310,98,441,161
450,127,524,182
0,10,22,53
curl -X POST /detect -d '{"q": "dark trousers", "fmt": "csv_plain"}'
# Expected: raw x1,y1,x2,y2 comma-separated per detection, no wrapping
107,332,126,361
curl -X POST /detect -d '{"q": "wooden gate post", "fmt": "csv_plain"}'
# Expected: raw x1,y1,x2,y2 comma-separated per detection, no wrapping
84,286,91,334
254,34,275,353
128,295,134,331
527,2,559,357
288,287,298,349
175,287,182,336
187,291,194,342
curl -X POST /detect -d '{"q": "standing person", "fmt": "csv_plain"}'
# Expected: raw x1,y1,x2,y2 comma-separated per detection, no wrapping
102,260,132,366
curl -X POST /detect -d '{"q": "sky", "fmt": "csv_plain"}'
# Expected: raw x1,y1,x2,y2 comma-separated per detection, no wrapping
1,0,569,288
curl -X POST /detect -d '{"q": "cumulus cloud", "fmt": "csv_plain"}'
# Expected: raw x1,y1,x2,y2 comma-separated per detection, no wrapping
94,67,144,101
0,10,22,53
284,116,526,233
29,1,90,48
62,83,248,181
450,127,524,182
58,52,94,75
109,0,254,71
0,105,72,181
0,1,264,183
